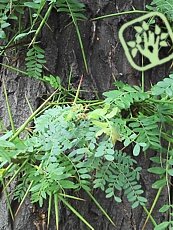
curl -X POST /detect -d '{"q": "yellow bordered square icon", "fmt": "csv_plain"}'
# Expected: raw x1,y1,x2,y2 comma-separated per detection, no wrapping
119,12,173,71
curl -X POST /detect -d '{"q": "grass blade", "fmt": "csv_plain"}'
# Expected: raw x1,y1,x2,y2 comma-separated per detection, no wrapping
54,193,59,230
15,181,33,216
2,178,14,220
66,0,88,73
2,80,15,133
47,193,52,229
59,196,94,230
3,159,28,191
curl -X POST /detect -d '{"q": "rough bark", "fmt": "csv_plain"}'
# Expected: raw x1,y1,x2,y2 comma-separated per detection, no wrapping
0,0,171,229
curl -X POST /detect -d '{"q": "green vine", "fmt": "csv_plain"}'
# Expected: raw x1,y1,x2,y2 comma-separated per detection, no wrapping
0,1,173,230
1,76,173,228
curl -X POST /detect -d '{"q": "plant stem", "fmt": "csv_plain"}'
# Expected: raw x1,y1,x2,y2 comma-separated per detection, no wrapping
30,0,47,32
92,10,148,20
58,193,85,201
60,196,94,230
142,187,163,230
2,80,15,133
141,71,145,93
29,4,53,46
141,56,145,92
150,99,173,104
47,193,52,229
66,0,88,73
49,100,101,105
73,75,83,104
2,178,14,220
166,143,172,223
86,190,115,226
15,181,33,216
143,206,157,227
1,63,29,76
54,193,59,230
3,159,28,191
9,89,58,141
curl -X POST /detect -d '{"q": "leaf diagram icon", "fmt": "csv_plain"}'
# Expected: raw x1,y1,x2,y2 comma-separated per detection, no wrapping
119,12,173,71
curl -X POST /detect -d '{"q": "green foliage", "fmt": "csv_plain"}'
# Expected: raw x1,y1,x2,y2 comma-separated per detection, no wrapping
148,0,173,20
0,0,86,41
0,0,88,79
43,75,61,88
1,0,173,228
2,74,173,223
1,75,173,227
128,114,160,151
55,0,87,20
103,82,149,109
25,45,46,79
6,104,143,209
93,151,146,207
154,204,173,229
151,73,173,97
0,0,20,39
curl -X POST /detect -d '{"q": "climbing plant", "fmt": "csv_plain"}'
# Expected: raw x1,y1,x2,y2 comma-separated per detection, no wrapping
0,0,173,230
1,76,173,229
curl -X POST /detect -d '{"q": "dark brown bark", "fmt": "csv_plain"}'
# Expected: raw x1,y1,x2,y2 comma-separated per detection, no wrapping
0,1,171,229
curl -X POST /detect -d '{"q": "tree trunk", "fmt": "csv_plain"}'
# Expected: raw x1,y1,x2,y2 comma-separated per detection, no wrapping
0,1,170,229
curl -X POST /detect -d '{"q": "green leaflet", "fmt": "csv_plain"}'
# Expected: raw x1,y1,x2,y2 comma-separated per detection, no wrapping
154,222,170,230
25,45,46,79
151,74,173,97
56,0,87,20
128,114,161,151
93,151,145,207
103,82,149,109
